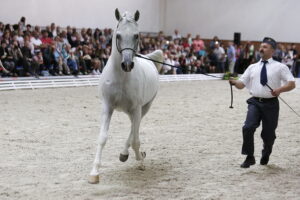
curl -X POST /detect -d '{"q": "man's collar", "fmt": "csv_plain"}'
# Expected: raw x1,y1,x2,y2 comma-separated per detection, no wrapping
260,57,274,63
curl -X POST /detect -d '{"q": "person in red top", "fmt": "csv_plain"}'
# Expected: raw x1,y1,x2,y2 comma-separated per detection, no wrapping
192,34,205,54
40,30,53,46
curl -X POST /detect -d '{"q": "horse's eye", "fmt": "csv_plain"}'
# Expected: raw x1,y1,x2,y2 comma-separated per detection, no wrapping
116,34,121,39
134,34,139,39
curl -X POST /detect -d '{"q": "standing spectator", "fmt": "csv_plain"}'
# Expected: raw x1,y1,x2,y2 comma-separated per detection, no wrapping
209,36,219,50
172,29,182,40
192,34,205,55
273,43,285,62
227,41,236,74
18,17,26,31
290,44,298,76
186,33,193,46
213,41,225,73
50,23,57,38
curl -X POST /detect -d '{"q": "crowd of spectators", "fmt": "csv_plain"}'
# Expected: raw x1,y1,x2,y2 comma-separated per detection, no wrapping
1,17,300,78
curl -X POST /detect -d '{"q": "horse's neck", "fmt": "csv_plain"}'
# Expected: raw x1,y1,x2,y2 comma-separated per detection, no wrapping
107,42,126,79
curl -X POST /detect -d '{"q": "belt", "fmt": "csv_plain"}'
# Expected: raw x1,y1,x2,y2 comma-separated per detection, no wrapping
253,97,277,102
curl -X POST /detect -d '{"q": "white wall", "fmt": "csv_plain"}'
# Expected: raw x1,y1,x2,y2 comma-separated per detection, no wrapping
164,0,300,42
0,0,164,32
1,0,300,42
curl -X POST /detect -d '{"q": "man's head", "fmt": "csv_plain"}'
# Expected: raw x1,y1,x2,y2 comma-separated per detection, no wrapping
259,37,276,60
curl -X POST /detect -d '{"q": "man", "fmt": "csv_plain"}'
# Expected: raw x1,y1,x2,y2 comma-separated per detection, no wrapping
227,41,236,74
229,37,295,168
213,41,225,73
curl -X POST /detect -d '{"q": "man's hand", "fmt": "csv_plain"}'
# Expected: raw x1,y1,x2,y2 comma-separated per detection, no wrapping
270,81,295,96
271,88,281,97
229,78,245,89
229,78,236,86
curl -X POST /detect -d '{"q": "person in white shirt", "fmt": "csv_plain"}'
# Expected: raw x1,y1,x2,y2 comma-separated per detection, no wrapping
30,31,42,49
229,37,295,168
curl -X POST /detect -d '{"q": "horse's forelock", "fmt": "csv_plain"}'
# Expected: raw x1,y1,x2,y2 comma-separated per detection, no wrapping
121,12,136,23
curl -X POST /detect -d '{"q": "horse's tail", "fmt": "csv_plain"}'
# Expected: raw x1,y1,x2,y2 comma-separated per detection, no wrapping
145,50,164,74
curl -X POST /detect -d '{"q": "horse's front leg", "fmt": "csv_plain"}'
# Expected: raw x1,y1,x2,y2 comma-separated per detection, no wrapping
130,106,146,170
88,103,113,184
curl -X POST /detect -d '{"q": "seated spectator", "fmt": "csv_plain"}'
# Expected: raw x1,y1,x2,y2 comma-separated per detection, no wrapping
32,49,44,77
42,44,57,75
64,45,79,76
0,59,10,76
21,41,37,76
0,40,16,76
30,31,42,50
41,30,53,46
0,22,4,38
82,45,92,73
53,37,70,75
16,29,25,47
11,40,24,76
91,58,102,75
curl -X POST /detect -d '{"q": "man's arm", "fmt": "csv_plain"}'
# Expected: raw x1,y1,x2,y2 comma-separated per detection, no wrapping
271,81,296,96
229,79,245,89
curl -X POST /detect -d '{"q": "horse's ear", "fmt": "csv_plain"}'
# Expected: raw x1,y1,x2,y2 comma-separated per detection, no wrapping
134,10,140,22
115,8,121,21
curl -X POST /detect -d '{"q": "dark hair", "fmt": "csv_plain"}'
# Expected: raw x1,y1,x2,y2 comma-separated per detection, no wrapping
20,17,26,23
12,24,19,31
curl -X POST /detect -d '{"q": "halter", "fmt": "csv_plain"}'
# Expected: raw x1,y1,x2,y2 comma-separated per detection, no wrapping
115,21,139,54
115,35,139,54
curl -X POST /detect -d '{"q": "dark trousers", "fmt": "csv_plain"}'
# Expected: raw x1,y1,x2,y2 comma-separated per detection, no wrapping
242,97,279,156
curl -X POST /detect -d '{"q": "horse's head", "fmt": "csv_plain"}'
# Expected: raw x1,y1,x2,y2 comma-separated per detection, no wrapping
115,8,140,72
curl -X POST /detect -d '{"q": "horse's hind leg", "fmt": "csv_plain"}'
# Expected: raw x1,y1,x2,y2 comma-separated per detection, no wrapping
119,101,152,163
88,103,113,184
142,100,154,118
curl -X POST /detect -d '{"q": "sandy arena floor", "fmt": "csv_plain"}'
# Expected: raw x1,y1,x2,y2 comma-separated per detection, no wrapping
0,80,299,200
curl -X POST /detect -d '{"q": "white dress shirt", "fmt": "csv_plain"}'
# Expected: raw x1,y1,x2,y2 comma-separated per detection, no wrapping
239,58,295,98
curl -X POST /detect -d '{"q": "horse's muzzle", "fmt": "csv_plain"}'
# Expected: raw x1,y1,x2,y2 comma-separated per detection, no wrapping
121,50,135,72
121,61,134,72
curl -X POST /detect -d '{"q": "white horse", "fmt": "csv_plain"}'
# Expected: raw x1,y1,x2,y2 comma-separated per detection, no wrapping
88,9,164,184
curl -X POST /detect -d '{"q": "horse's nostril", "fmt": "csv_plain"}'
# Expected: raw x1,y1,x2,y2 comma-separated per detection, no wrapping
121,61,134,72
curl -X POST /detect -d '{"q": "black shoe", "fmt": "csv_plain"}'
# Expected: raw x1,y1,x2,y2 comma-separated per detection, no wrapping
240,155,256,168
260,155,269,165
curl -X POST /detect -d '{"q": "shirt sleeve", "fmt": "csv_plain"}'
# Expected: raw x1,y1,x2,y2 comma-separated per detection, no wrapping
239,64,252,86
280,63,295,82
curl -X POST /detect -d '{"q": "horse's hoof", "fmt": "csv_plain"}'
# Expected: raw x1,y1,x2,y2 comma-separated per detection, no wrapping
137,164,146,171
119,153,129,162
88,175,99,184
141,152,146,158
